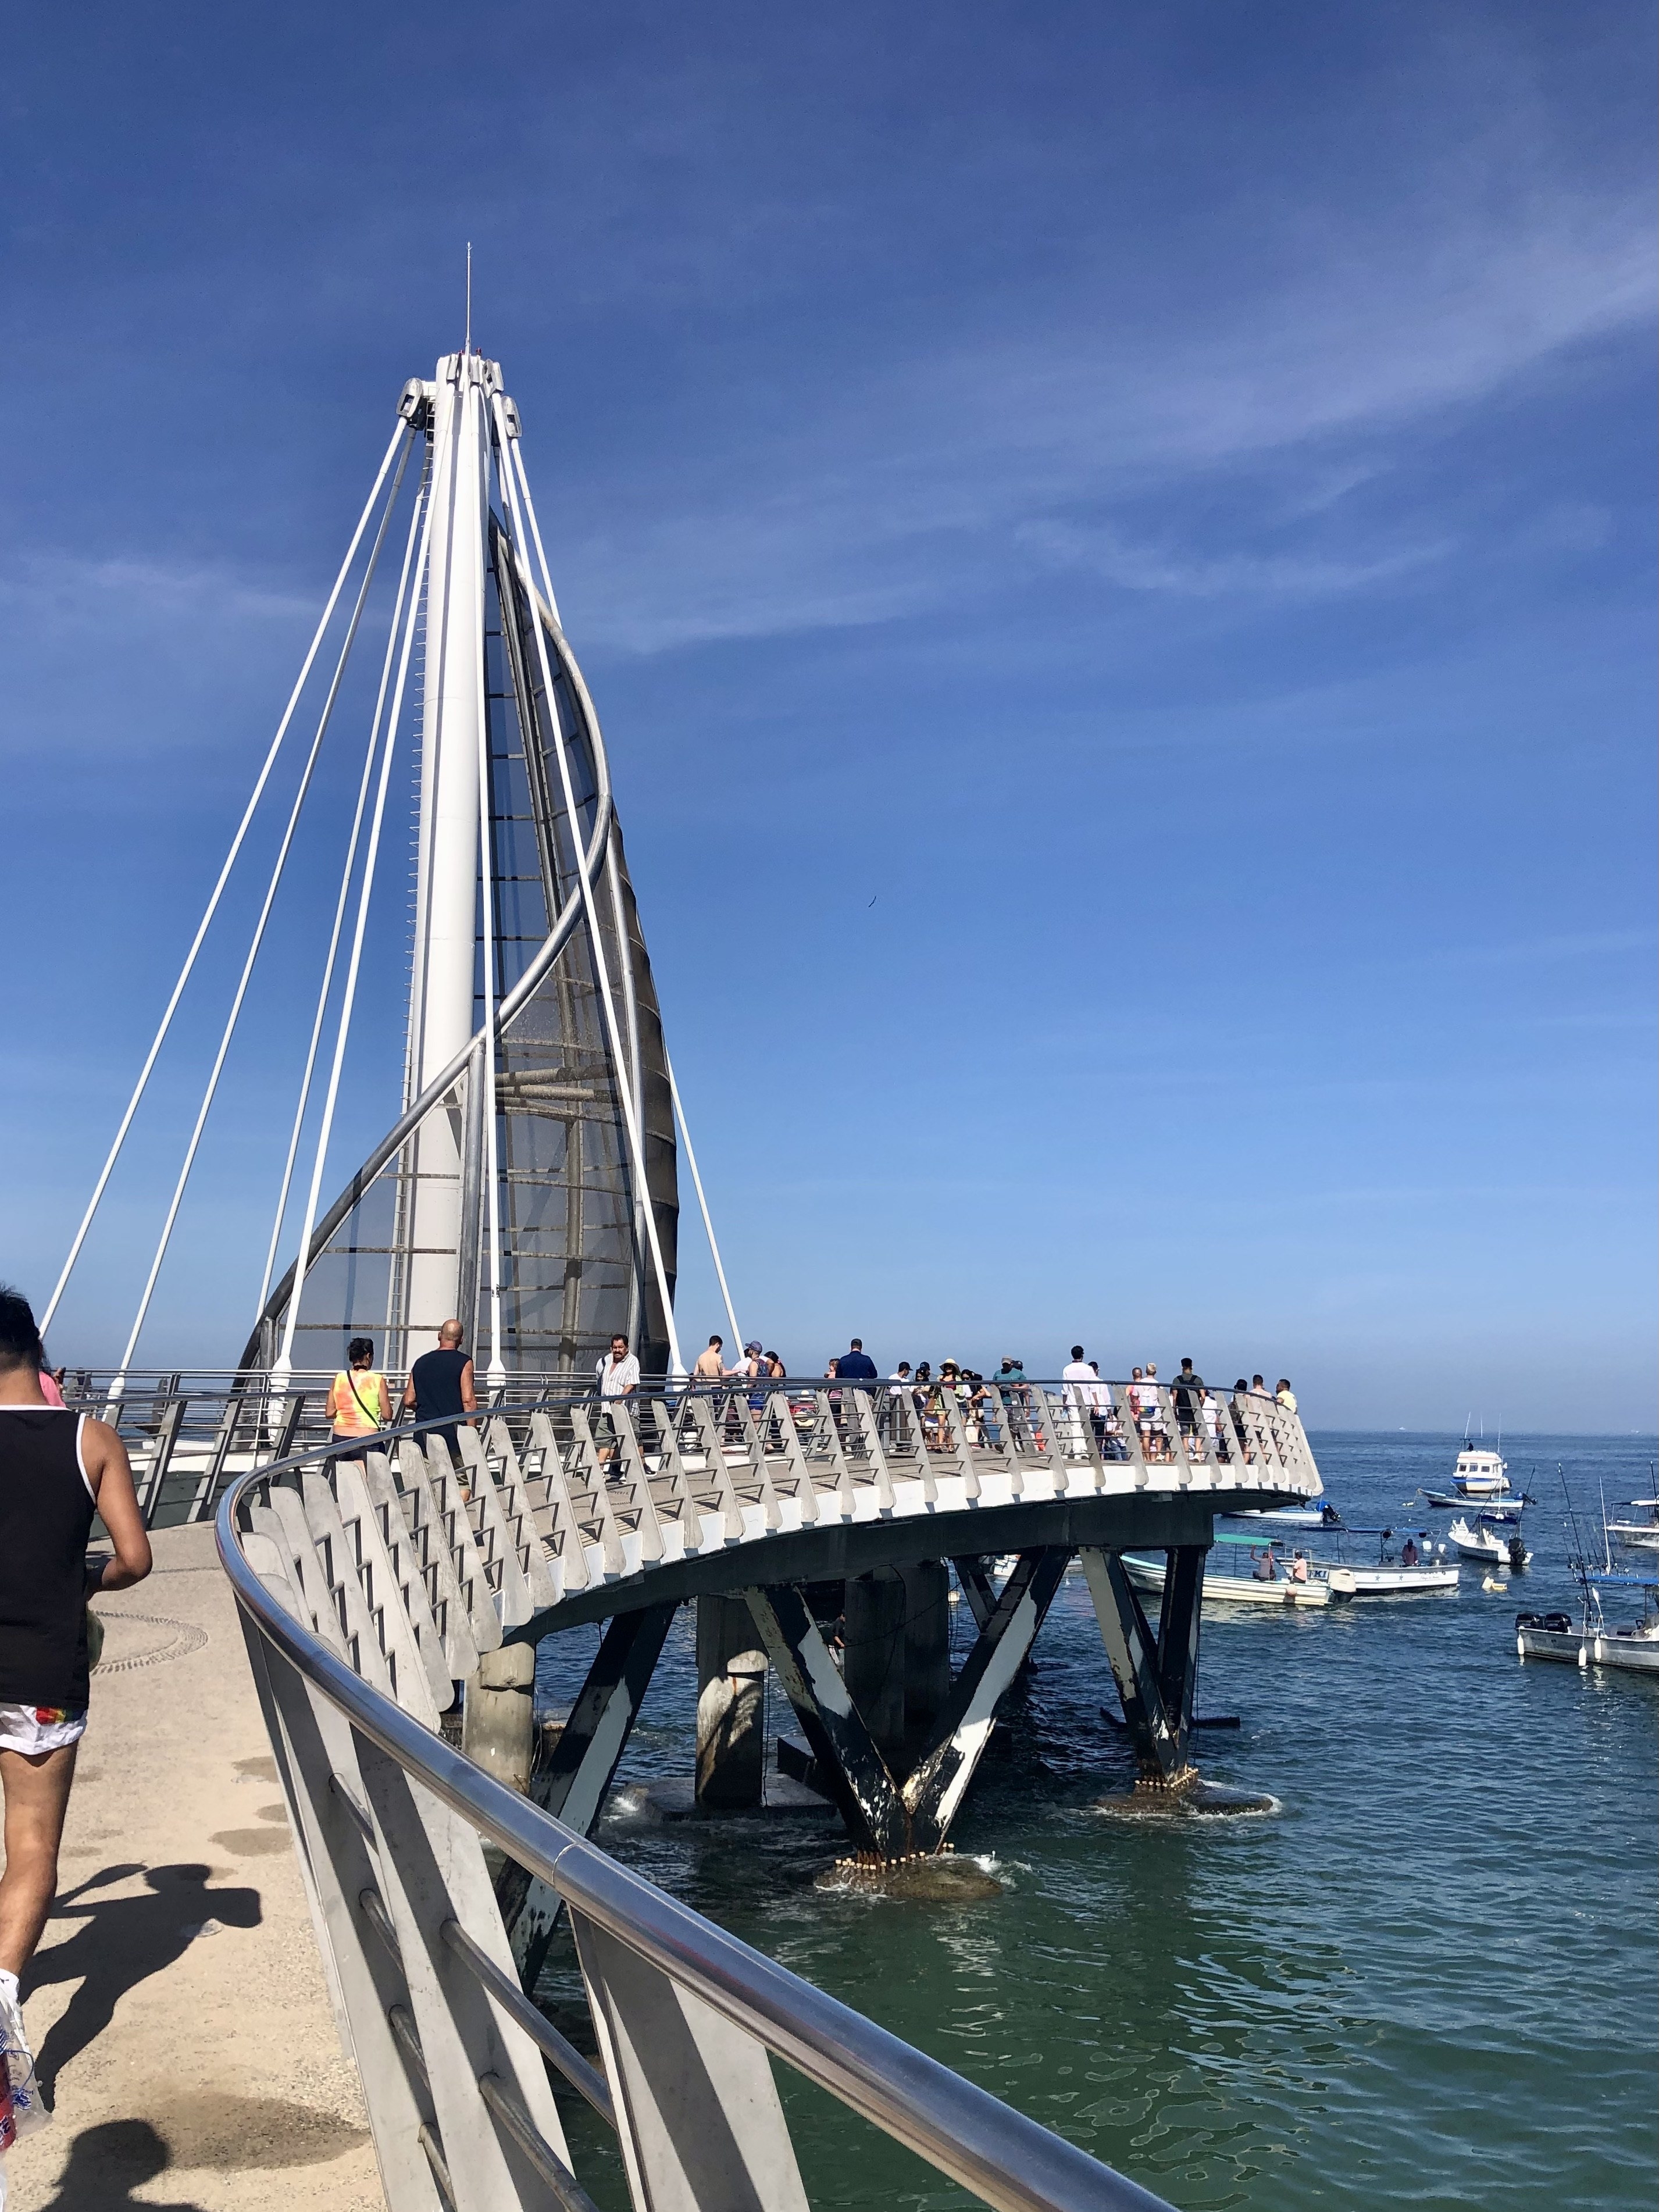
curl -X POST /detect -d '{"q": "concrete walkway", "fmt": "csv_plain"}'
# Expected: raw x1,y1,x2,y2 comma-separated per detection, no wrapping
3,1523,384,2211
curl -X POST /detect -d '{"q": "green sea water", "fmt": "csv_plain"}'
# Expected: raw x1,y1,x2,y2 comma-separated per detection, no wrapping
534,1433,1658,2210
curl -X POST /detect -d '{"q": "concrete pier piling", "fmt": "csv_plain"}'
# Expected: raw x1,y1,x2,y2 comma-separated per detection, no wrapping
695,1594,769,1808
461,1642,537,1793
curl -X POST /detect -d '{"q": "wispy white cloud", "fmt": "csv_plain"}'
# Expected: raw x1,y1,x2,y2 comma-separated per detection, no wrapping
0,550,314,632
3,173,1649,679
555,186,1650,651
1014,519,1450,599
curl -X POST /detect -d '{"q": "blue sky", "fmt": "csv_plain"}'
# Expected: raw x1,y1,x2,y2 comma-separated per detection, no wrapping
2,1,1653,1428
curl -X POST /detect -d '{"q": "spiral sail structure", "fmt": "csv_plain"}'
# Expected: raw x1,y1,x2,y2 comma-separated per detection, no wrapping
257,355,679,1382
46,351,711,1394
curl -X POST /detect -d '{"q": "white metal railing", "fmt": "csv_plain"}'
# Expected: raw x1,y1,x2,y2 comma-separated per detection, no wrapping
219,1432,1173,2211
87,1371,1319,1544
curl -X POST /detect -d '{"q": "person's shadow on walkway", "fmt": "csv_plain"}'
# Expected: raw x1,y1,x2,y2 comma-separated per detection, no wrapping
34,2118,209,2211
25,1863,262,2103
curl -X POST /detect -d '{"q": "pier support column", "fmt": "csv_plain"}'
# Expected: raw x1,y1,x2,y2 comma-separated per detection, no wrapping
901,1560,953,1765
745,1550,1069,1858
902,1549,1069,1850
461,1642,536,1792
843,1569,907,1771
695,1594,768,1810
1155,1544,1205,1756
1080,1546,1205,1786
498,1601,677,1989
744,1584,909,1857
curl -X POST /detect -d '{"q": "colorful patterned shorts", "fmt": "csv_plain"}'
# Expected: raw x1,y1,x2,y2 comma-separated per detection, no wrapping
0,1703,87,1755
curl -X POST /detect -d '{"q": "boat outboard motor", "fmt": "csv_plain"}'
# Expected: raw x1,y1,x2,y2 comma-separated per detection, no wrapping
1507,1534,1527,1574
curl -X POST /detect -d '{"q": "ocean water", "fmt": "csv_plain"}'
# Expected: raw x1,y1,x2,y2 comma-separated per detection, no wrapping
534,1433,1659,2210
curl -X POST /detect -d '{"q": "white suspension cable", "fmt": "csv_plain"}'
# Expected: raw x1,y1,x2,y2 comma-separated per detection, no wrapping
491,395,684,1377
255,443,432,1323
472,377,506,1385
256,500,431,1329
109,437,415,1401
665,1047,743,1355
604,834,648,1354
42,419,411,1338
276,433,440,1381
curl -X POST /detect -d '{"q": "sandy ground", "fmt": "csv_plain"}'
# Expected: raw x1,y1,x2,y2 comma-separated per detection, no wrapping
2,1522,384,2211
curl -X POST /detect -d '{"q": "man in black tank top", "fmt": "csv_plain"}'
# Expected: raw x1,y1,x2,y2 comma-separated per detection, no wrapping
0,1286,151,2121
401,1318,477,1463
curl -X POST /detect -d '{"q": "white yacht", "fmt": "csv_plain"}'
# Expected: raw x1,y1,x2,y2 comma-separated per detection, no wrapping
1603,1497,1659,1552
1449,1446,1509,1500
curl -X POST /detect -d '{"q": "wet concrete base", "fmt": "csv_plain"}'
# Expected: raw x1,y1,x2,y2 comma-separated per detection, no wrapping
812,1849,1005,1901
609,1774,838,1822
1092,1776,1280,1818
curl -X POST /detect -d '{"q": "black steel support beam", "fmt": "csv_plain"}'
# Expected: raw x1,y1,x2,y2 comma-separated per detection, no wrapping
902,1549,1069,1850
1079,1548,1206,1785
742,1585,908,1857
500,1599,677,1989
1155,1544,1206,1761
949,1556,999,1633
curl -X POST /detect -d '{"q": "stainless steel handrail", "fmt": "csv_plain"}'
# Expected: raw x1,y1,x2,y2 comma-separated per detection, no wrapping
218,1444,1169,2212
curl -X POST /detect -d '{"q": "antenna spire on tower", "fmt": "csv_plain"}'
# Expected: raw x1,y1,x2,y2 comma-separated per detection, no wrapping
465,242,472,354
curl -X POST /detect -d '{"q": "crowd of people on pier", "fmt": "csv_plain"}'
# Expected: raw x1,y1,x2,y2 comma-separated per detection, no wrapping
674,1333,1298,1462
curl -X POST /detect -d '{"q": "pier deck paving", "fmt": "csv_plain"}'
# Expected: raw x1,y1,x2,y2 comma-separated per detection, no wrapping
3,1523,383,2211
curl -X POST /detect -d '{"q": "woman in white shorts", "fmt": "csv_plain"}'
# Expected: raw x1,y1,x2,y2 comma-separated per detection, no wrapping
0,1287,152,2136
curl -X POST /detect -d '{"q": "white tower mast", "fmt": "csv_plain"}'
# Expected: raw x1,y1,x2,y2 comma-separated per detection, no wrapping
404,352,492,1354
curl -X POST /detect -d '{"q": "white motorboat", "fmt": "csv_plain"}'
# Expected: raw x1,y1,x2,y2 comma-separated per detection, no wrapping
1448,1446,1509,1499
1326,1560,1460,1596
1121,1549,1330,1609
1604,1498,1659,1552
1447,1516,1532,1570
1301,1522,1461,1597
1225,1505,1339,1529
1517,1569,1659,1675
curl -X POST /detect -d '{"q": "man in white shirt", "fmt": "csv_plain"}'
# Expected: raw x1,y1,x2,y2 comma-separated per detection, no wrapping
883,1361,913,1444
1085,1358,1117,1454
597,1335,640,1398
595,1334,640,1470
1061,1345,1095,1458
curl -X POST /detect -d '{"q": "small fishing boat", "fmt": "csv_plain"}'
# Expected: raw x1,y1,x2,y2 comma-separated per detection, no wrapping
1307,1524,1460,1596
1421,1487,1528,1519
1448,1516,1532,1571
1517,1570,1659,1675
1121,1545,1330,1609
1225,1504,1340,1530
1326,1559,1460,1596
